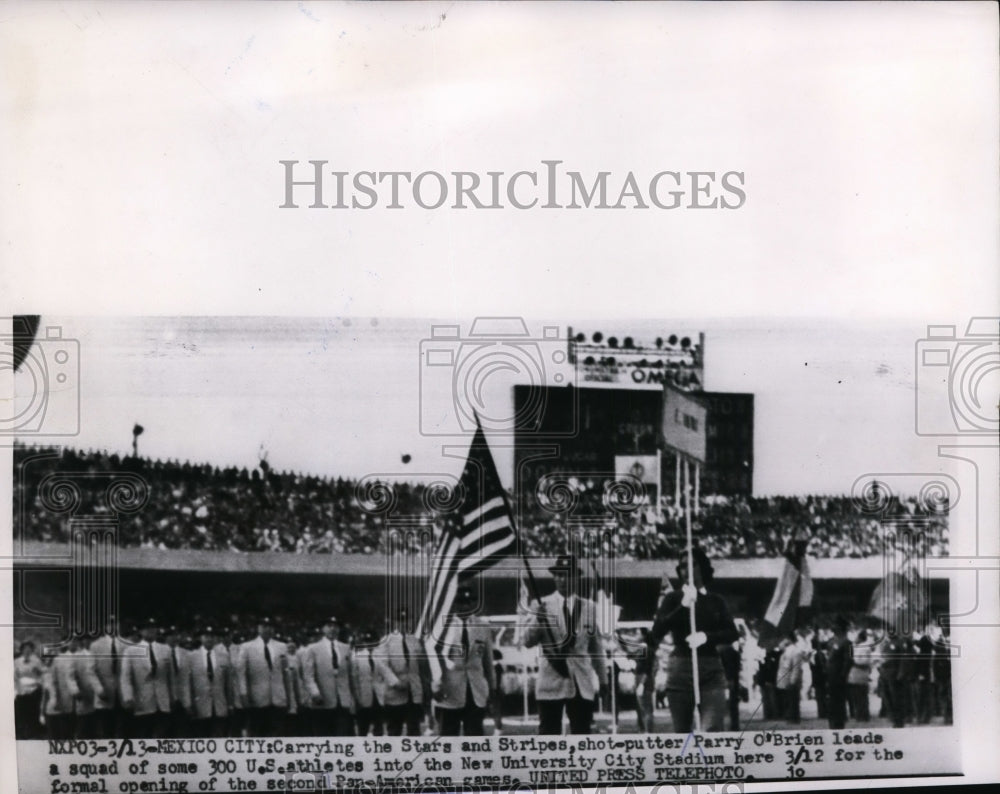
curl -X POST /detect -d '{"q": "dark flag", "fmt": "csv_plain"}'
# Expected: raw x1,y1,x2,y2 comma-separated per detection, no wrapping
867,533,928,635
417,420,517,678
759,530,813,649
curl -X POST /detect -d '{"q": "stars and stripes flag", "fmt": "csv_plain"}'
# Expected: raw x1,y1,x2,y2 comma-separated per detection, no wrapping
759,531,813,650
417,420,517,679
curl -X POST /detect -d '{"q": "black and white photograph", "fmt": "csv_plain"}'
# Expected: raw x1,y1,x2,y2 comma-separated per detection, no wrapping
1,2,997,793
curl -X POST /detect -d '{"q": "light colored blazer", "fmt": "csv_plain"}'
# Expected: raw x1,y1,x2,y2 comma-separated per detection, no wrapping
187,645,230,720
224,644,242,709
434,616,496,710
523,593,607,701
48,653,80,715
88,634,125,709
349,647,384,709
120,641,173,716
303,638,354,710
167,645,192,708
72,649,105,715
237,637,288,708
373,632,428,706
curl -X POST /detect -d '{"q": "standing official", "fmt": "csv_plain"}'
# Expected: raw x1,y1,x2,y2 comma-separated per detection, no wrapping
304,617,355,736
237,618,288,737
187,627,230,737
374,608,428,736
120,618,173,737
523,555,608,735
350,629,384,736
432,585,496,736
642,548,737,733
824,618,853,729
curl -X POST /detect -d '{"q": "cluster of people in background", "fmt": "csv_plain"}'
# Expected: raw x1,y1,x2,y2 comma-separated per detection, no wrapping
15,444,948,560
14,596,502,741
752,621,952,730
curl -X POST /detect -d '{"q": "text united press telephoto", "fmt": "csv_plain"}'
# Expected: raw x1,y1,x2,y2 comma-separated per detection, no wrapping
8,314,985,793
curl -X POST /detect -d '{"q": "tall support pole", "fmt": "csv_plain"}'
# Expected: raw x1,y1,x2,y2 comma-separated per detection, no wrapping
674,451,681,506
656,447,663,521
684,458,702,731
694,462,700,516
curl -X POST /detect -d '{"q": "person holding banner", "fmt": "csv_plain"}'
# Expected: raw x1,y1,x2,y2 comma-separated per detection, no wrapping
642,547,738,732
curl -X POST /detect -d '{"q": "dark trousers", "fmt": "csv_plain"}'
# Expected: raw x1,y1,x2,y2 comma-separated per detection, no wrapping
813,682,827,719
826,685,848,729
15,691,43,739
130,711,169,738
437,687,486,736
45,713,75,741
538,695,595,735
384,702,422,736
727,682,740,731
849,684,870,721
761,683,777,719
355,706,384,737
311,706,354,736
665,686,727,733
169,703,189,738
227,707,246,738
75,712,99,739
93,707,125,739
778,685,801,723
190,717,227,737
935,678,952,724
911,679,931,724
246,706,282,737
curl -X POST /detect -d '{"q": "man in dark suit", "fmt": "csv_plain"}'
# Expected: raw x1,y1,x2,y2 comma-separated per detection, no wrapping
431,584,497,736
523,555,608,735
237,618,288,737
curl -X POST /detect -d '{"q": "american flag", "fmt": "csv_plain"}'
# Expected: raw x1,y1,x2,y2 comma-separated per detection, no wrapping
417,421,517,677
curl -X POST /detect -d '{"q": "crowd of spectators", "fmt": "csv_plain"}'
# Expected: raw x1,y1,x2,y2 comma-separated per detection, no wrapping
15,444,948,560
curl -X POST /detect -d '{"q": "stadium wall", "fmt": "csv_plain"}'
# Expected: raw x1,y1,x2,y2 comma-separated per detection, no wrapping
13,543,948,647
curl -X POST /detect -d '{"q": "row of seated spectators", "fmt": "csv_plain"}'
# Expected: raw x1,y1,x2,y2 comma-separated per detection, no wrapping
14,444,948,560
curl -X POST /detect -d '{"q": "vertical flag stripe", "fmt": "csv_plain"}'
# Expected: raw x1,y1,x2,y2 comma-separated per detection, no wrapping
417,421,518,683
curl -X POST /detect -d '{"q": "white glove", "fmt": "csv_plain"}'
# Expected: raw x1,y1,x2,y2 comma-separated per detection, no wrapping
681,584,699,608
686,631,707,649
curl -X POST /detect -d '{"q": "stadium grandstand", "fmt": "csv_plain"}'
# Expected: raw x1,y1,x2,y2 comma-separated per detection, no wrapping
14,443,949,560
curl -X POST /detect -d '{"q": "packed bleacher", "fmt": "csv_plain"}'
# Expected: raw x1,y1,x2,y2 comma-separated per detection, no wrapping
14,444,948,560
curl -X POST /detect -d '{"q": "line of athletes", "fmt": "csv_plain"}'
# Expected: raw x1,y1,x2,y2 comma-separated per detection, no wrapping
17,550,737,740
19,583,513,740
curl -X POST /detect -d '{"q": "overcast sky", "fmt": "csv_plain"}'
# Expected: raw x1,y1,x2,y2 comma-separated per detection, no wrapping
14,313,959,498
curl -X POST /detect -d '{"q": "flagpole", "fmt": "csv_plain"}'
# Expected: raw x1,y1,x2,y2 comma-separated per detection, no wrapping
694,462,700,516
656,448,663,521
684,457,702,731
